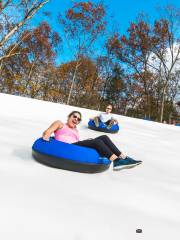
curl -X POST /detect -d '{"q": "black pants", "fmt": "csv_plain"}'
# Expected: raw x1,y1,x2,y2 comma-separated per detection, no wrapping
98,117,111,126
74,135,121,159
104,119,112,125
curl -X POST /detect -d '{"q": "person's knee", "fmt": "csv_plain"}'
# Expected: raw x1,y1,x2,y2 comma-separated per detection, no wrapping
93,138,104,146
100,135,109,140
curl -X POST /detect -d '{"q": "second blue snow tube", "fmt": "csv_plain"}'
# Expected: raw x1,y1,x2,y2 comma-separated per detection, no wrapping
88,119,119,133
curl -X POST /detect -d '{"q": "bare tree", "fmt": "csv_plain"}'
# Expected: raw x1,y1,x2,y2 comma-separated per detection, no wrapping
150,6,180,121
58,1,106,105
0,0,50,64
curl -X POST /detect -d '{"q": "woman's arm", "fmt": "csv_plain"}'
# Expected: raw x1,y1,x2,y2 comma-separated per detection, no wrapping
42,120,63,141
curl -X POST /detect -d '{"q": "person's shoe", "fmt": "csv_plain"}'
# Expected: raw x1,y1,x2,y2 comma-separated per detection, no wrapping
107,123,113,129
113,157,142,171
94,117,99,127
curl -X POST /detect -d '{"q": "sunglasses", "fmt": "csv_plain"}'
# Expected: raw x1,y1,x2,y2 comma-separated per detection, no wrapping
72,114,81,122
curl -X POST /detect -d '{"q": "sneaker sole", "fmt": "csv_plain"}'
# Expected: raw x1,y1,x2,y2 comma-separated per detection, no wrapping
113,162,142,171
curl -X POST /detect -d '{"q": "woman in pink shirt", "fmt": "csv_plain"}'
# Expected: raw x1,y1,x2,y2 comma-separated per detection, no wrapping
42,111,142,170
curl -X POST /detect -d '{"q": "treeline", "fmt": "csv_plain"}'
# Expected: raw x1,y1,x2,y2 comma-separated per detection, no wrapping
0,1,179,122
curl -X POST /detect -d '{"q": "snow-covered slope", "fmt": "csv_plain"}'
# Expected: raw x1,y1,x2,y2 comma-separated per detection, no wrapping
0,93,180,240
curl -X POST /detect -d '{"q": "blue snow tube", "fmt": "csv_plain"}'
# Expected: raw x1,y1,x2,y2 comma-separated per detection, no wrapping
88,119,119,133
32,137,111,173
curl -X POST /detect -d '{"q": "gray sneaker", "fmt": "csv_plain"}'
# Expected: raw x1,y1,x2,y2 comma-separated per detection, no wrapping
94,117,99,127
107,122,113,129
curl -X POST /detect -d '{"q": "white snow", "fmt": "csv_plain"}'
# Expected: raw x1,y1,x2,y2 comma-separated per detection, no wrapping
0,93,180,240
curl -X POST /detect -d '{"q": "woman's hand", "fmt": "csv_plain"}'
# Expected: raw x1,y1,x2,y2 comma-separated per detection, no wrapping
42,130,51,141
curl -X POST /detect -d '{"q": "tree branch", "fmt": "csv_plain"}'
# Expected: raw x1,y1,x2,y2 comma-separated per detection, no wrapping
0,0,49,48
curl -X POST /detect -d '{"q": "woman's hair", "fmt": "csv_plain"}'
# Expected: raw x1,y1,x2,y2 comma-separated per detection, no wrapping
68,111,82,121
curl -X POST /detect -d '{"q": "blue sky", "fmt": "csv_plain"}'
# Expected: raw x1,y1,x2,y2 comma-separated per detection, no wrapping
31,0,180,64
